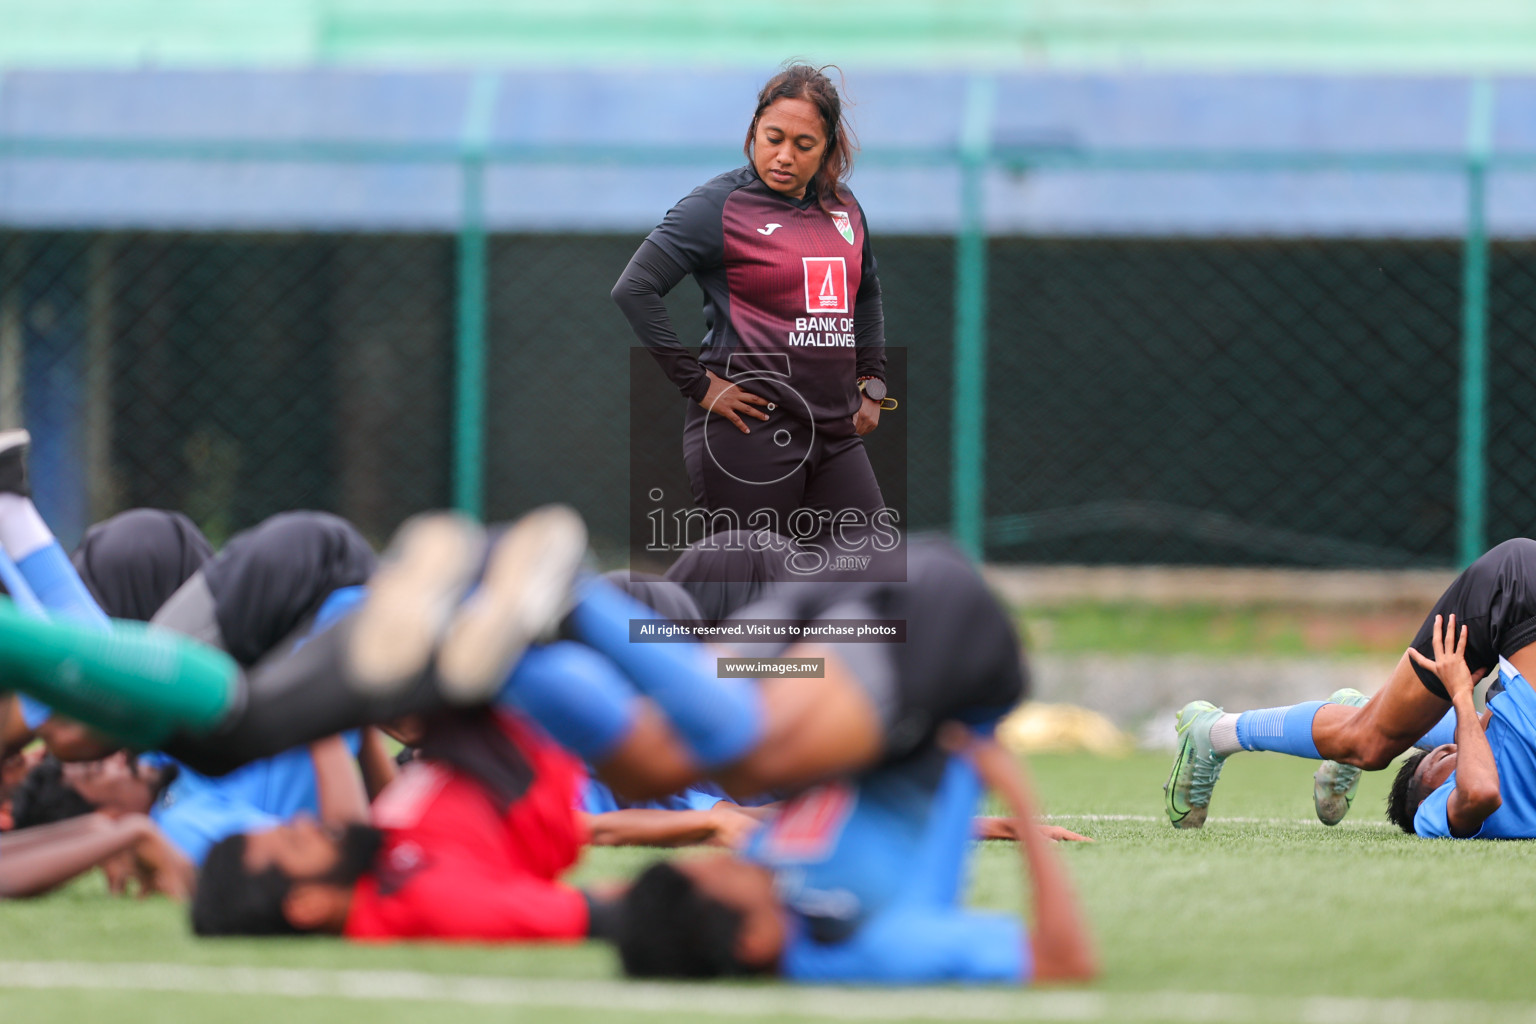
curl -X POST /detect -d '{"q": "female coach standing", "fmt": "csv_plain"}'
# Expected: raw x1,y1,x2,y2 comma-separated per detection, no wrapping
612,64,889,545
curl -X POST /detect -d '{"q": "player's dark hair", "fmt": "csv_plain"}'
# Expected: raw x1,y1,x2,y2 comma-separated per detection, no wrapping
192,834,302,936
745,62,858,212
192,825,384,936
1387,749,1431,835
10,753,175,831
10,755,96,830
615,861,758,978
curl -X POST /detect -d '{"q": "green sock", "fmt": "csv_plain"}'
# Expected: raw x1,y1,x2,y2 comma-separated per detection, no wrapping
0,600,237,749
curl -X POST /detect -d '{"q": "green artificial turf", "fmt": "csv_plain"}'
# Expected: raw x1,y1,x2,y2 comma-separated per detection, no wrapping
5,751,1536,1023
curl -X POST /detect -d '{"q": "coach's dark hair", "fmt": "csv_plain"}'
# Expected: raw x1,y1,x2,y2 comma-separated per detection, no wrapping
744,63,857,212
1387,749,1431,835
615,861,759,978
192,834,303,936
10,755,95,830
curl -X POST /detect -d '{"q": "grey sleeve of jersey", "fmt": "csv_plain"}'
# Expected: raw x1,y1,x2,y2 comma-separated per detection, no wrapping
854,202,887,381
611,240,711,402
644,181,727,273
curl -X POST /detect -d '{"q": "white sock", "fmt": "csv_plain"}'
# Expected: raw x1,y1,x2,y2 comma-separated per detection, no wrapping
0,493,55,561
1209,713,1243,756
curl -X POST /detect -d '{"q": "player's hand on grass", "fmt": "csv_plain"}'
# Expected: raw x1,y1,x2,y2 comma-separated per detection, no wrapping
127,819,194,900
100,847,137,895
974,816,1093,843
1408,613,1477,700
699,371,771,434
1038,824,1094,843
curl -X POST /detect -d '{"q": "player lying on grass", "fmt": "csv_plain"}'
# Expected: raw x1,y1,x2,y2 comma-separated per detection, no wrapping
613,724,1090,983
0,445,396,894
1383,614,1531,839
193,530,1093,978
1165,538,1536,830
194,707,603,941
0,507,1095,982
586,567,1091,851
0,732,374,898
0,428,374,765
0,808,192,898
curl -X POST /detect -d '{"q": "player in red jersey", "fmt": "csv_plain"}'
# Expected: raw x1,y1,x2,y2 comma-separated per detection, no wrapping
191,711,599,941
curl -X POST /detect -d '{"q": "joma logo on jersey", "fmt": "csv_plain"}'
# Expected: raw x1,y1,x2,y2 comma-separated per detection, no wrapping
803,256,848,314
830,210,855,245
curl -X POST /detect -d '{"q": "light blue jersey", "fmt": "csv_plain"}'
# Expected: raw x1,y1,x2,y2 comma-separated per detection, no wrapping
150,776,279,866
1416,657,1536,839
152,731,360,865
746,748,1028,985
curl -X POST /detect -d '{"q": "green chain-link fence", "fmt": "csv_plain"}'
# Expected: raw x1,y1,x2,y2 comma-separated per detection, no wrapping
1,142,1531,566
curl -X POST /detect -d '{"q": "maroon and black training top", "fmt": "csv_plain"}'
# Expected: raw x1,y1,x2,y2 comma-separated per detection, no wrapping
613,165,886,431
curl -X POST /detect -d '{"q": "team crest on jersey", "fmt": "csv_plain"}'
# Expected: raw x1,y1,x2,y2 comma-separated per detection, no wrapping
376,840,431,897
763,781,855,860
803,256,848,314
830,210,855,245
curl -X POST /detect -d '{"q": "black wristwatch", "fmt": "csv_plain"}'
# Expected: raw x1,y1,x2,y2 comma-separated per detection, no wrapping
858,377,887,402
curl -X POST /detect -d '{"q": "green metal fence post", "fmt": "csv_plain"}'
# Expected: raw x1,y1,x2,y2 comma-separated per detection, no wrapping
949,75,995,559
453,70,500,520
1458,77,1495,567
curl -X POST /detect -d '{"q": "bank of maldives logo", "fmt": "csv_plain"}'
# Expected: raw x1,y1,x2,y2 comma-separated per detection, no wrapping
803,256,848,313
830,210,855,245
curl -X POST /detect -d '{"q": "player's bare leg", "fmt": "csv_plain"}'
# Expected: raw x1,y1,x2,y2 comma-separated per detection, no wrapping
1311,653,1449,771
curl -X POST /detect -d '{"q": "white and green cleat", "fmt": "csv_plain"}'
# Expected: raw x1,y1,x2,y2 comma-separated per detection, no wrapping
1164,700,1228,829
1313,687,1370,826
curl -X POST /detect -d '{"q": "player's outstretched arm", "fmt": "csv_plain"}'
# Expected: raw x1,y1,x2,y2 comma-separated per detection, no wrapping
973,817,1094,843
1408,615,1501,836
964,731,1097,984
0,812,191,899
581,803,760,848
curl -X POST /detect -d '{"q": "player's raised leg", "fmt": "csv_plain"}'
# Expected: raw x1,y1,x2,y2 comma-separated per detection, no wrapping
0,430,107,628
1165,659,1450,829
1165,539,1536,828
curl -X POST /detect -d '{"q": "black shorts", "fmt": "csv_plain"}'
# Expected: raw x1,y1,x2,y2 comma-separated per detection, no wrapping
1411,538,1536,700
70,508,215,622
156,511,377,666
726,537,1027,762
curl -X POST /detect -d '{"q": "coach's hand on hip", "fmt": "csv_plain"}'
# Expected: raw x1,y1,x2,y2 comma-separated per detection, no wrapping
700,370,772,434
853,395,881,436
